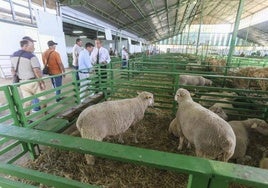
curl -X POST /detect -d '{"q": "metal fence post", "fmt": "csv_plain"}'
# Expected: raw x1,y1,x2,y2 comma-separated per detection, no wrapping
72,70,80,104
172,74,179,116
8,84,37,159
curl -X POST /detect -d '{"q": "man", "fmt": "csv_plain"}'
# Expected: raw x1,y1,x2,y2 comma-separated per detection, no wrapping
10,36,46,116
90,39,111,93
121,47,129,69
42,40,65,102
72,38,83,83
78,42,94,102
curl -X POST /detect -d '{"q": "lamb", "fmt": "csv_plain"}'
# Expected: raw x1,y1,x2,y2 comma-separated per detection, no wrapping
179,75,212,86
175,88,236,162
208,104,228,120
199,91,237,107
168,118,190,150
76,91,154,165
228,119,268,160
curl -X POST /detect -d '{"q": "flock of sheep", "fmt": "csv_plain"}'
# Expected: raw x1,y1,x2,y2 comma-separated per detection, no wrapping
76,75,268,170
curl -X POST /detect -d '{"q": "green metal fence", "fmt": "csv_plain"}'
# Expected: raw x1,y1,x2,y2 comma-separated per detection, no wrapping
0,57,267,187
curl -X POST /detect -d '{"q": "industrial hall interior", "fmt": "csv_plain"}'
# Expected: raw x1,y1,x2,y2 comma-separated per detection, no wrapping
0,0,268,188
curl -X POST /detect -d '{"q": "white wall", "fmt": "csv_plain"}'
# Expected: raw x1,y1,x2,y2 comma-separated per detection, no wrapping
0,10,68,78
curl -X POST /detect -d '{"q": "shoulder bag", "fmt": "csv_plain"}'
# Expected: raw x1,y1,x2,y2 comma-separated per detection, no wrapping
43,51,54,75
13,51,25,83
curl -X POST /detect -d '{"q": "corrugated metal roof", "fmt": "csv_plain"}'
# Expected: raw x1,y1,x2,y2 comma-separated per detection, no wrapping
60,0,268,43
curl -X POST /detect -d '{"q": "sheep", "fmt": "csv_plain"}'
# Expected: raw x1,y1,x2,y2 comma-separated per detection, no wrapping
199,91,237,107
185,61,203,71
228,119,268,161
76,91,154,165
175,88,236,162
179,75,212,86
208,104,228,120
260,151,268,169
168,118,190,150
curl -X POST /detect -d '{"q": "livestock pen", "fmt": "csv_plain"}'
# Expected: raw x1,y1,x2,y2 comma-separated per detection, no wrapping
0,56,268,187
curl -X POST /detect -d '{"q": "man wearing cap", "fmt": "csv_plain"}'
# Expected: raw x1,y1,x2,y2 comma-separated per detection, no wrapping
10,36,46,116
42,40,65,102
78,42,94,102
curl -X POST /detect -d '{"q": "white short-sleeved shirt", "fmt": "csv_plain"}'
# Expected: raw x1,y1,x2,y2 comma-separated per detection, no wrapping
90,47,111,65
72,44,84,66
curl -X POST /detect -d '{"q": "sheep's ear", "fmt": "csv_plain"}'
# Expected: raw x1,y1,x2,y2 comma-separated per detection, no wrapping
251,123,258,129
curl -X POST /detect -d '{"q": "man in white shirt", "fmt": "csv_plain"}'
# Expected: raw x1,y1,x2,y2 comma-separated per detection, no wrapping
90,39,111,93
91,39,111,65
121,47,129,69
78,42,94,102
72,38,83,83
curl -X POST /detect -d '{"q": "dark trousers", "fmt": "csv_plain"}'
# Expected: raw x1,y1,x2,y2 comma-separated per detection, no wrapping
95,65,107,93
73,65,80,86
51,75,63,102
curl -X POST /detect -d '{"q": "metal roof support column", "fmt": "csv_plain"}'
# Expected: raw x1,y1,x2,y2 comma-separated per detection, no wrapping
43,0,47,12
186,25,190,54
8,0,16,21
195,0,204,55
245,15,253,46
224,0,245,83
180,33,183,53
28,0,34,24
119,30,122,53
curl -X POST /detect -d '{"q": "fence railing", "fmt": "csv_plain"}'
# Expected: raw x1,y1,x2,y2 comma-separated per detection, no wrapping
0,124,268,188
0,57,267,187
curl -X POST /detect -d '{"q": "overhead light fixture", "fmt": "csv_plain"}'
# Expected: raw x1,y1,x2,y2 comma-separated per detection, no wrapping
98,35,105,38
79,36,87,38
73,30,83,34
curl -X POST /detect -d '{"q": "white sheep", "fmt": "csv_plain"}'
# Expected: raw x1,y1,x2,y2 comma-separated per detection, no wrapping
175,88,236,162
199,91,237,114
76,91,154,165
260,151,268,169
209,104,228,120
199,91,237,107
228,118,268,160
168,118,190,150
185,61,203,71
179,75,212,86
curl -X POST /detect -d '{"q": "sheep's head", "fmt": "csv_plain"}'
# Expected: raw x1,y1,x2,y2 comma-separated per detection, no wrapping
250,119,268,136
137,91,154,106
205,79,213,86
209,104,228,121
175,88,192,102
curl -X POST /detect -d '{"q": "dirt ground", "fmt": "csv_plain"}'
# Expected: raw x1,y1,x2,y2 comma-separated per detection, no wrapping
19,108,268,188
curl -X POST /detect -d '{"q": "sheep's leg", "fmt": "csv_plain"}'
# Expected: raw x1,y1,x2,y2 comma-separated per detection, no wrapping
221,152,233,162
177,136,184,150
80,127,102,165
186,141,191,149
118,134,124,144
133,123,140,144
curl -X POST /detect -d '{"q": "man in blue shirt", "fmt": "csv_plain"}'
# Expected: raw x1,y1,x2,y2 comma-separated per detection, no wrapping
78,42,94,102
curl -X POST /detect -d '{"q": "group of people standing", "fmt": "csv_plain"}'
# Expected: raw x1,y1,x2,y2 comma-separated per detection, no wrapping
72,38,111,101
10,36,65,115
10,36,129,115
